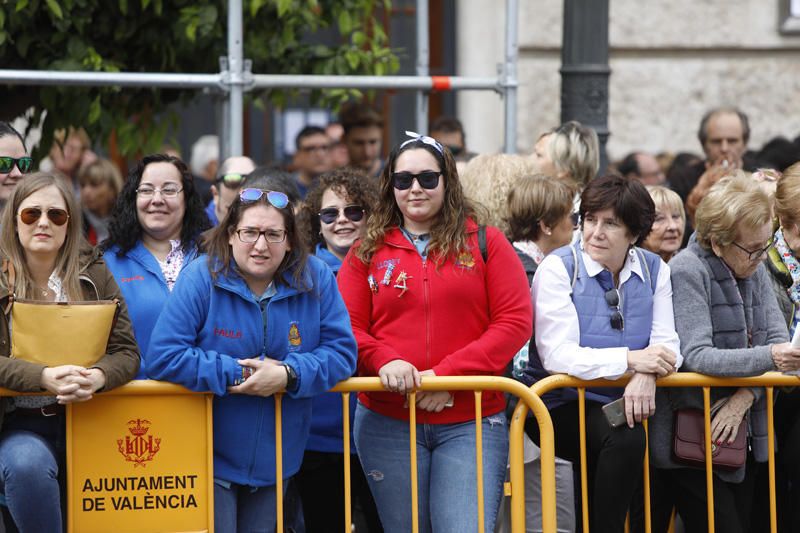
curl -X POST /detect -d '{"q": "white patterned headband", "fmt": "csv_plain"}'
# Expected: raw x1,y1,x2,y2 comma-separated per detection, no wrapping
399,130,444,155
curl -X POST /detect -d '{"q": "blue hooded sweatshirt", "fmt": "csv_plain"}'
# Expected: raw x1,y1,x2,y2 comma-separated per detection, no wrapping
146,253,357,486
306,244,358,453
103,241,199,378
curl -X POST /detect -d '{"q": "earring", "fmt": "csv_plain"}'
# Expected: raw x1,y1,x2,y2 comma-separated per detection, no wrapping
545,230,552,236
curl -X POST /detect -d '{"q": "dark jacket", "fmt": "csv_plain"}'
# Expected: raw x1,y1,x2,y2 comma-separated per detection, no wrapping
0,246,140,427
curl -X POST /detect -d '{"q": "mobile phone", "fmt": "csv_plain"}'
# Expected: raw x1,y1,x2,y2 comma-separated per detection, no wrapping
602,398,627,428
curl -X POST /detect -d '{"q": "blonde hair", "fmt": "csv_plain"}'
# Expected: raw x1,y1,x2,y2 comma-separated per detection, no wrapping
506,174,575,242
78,158,124,196
460,154,537,233
694,172,771,250
0,173,85,300
645,185,686,227
775,162,800,227
546,121,600,186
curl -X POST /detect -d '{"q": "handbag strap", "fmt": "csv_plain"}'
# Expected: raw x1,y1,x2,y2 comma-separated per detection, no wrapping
2,259,15,316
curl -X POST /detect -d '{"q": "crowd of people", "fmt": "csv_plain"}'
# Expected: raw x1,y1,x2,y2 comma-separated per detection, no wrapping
0,102,798,533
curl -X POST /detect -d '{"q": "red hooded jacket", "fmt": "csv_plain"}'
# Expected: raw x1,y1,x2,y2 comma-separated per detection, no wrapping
337,220,532,423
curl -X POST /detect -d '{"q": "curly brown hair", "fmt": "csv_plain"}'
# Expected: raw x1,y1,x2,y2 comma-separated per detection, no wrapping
298,167,379,251
354,138,482,265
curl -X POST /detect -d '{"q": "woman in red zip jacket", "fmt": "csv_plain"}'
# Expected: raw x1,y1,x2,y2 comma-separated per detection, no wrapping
337,132,532,533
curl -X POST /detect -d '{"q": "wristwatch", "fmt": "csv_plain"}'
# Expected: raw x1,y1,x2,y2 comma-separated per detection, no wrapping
283,363,298,392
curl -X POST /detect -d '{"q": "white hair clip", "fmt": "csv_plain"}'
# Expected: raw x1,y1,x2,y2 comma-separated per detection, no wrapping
400,130,444,155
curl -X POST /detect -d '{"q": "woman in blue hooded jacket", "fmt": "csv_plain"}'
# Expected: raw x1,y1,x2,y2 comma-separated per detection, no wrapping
146,186,357,533
103,154,210,378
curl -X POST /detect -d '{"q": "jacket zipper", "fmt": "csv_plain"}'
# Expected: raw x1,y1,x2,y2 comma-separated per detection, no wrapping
423,258,431,371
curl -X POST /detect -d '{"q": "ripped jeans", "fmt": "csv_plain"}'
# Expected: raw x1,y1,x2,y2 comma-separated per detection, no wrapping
354,402,508,533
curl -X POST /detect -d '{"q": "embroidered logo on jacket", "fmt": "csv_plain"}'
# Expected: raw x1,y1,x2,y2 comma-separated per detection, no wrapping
120,276,145,283
455,251,476,269
214,327,242,339
288,322,302,348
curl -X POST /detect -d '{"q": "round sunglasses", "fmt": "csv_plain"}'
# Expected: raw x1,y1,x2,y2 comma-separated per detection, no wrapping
0,156,33,175
391,171,441,190
318,205,365,225
18,207,70,226
239,188,290,209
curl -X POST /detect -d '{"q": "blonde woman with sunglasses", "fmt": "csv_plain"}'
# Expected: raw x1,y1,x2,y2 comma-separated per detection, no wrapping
146,186,357,532
0,173,139,532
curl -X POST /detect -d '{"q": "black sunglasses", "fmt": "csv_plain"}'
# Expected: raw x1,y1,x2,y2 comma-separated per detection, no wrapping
391,171,441,190
604,288,624,331
319,205,365,225
0,156,33,174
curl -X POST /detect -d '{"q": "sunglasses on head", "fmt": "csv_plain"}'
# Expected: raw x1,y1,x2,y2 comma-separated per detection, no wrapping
217,173,246,189
319,205,365,225
18,207,69,226
239,188,290,209
604,288,624,331
0,156,33,174
391,171,441,191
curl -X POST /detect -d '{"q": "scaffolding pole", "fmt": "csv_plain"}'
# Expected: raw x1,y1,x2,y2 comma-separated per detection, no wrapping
225,0,245,158
415,0,430,134
503,0,519,153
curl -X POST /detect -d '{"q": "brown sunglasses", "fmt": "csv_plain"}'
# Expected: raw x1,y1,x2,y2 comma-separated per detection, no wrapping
18,207,70,226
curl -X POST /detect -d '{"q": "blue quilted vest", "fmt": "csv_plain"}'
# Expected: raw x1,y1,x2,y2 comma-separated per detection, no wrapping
524,241,661,409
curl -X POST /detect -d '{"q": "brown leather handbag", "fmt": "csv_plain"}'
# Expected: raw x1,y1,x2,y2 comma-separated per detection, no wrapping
673,407,747,471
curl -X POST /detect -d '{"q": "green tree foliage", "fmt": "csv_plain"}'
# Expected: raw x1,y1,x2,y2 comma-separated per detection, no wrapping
0,0,398,157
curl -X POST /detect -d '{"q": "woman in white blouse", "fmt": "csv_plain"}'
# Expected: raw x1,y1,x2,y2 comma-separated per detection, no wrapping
521,174,682,533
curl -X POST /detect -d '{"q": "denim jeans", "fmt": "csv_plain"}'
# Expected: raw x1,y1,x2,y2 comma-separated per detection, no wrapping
354,402,508,533
214,479,277,533
0,412,66,533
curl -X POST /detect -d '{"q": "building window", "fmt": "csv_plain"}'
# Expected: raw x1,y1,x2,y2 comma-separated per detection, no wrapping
781,0,800,34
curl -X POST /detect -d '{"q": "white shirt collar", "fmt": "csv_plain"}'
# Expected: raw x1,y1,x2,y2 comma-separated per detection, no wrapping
580,245,645,285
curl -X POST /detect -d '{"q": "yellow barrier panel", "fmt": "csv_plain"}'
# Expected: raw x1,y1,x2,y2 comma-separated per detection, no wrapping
330,376,556,533
526,372,798,533
59,382,213,533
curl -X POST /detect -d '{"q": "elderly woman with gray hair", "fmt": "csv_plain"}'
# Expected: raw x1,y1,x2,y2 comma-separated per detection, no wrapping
645,173,800,533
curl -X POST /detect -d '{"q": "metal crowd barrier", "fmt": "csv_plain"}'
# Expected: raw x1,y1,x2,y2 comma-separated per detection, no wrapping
271,376,557,533
522,371,800,533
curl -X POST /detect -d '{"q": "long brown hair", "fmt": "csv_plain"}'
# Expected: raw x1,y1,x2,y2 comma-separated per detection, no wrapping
355,139,480,264
204,193,309,291
0,172,84,300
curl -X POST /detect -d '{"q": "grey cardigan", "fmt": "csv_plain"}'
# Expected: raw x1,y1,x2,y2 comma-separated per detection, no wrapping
649,241,787,483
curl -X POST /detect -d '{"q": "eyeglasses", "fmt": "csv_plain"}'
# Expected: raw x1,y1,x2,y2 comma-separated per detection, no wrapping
319,205,365,224
216,173,247,189
239,188,290,209
0,156,33,174
571,213,581,229
732,239,773,262
234,228,287,244
604,288,624,331
391,171,441,191
137,184,183,198
18,207,70,226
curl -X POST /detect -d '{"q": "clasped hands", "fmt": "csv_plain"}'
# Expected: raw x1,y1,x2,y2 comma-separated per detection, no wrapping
378,360,452,413
41,365,106,404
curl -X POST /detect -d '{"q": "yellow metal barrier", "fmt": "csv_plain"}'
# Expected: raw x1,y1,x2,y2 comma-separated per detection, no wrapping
521,371,800,533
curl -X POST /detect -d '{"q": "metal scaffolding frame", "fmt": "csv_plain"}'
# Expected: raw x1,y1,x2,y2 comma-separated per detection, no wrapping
0,0,519,156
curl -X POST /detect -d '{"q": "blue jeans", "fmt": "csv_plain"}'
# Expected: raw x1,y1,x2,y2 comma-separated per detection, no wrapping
354,403,508,533
0,412,65,533
214,479,278,533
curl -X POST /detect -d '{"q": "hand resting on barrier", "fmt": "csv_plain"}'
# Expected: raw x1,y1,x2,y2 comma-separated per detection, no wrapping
227,358,287,397
627,344,677,376
378,359,421,394
770,343,800,372
41,365,107,404
414,369,453,413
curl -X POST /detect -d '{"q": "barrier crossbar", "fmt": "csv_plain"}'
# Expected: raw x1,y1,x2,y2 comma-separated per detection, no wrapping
521,371,800,533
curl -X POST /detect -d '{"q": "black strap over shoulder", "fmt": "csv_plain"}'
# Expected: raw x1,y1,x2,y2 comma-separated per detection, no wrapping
478,225,488,264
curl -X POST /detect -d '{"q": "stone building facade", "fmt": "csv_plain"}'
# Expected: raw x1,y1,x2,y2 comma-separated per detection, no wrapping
457,0,800,160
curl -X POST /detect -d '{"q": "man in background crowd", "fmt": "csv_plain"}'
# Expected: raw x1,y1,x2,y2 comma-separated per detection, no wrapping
340,103,383,177
292,126,332,199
